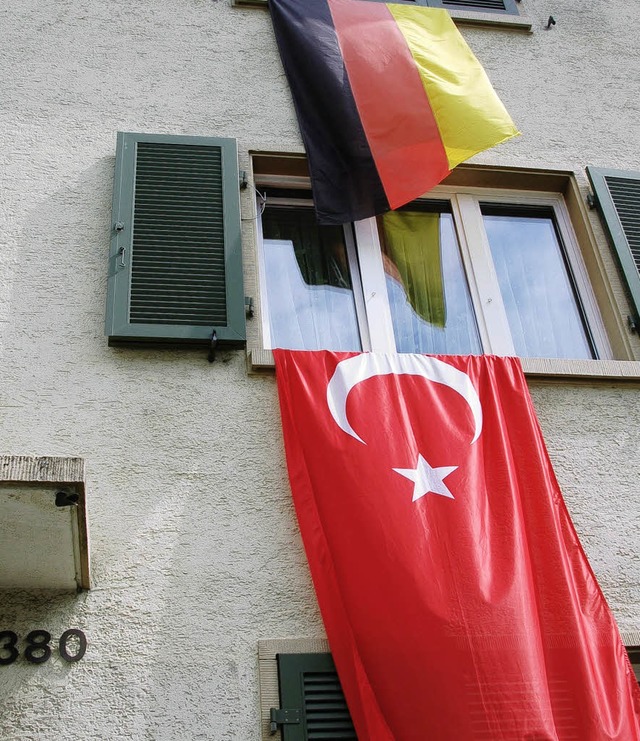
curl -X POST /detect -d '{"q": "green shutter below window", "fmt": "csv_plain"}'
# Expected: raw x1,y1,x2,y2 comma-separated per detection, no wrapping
587,167,640,328
276,653,357,740
106,132,245,345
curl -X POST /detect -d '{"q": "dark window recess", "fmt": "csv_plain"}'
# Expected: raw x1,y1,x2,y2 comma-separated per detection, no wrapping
366,0,519,12
106,132,245,346
587,167,640,329
426,0,519,14
275,653,357,740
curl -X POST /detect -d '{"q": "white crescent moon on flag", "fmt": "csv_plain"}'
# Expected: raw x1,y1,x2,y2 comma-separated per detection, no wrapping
326,354,483,445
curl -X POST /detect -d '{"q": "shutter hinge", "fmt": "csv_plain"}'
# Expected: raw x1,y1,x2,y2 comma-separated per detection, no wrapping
245,296,254,318
269,708,301,734
586,193,597,210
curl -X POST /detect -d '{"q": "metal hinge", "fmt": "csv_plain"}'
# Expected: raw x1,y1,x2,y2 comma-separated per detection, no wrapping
269,708,301,734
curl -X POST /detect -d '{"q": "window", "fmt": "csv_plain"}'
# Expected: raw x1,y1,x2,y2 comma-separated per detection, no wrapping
106,132,245,346
256,168,611,360
377,0,520,14
234,0,529,26
587,167,640,331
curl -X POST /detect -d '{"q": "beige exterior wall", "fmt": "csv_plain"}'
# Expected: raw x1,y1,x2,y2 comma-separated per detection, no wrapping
0,0,638,738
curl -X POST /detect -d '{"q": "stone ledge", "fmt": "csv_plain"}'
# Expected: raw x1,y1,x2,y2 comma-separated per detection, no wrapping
249,349,640,382
0,455,85,484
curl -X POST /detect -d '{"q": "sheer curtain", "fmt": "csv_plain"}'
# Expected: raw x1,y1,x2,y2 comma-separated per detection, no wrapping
483,212,594,359
261,208,361,351
381,210,482,355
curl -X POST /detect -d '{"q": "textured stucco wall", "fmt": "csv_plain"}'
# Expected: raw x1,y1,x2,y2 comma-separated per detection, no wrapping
0,0,639,738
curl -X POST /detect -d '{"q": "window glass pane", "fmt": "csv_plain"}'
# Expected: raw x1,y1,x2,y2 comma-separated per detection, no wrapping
380,210,482,355
482,210,594,359
261,208,361,351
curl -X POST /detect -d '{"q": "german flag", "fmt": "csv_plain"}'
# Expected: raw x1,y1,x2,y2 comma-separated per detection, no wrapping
270,0,519,225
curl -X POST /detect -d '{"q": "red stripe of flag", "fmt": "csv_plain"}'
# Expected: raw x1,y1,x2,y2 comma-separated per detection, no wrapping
327,0,450,209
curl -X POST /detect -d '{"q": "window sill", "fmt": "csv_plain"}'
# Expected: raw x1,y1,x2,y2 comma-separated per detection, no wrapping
233,0,533,31
248,349,640,382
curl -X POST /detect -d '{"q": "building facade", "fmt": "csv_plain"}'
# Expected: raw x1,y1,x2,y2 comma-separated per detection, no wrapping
1,0,639,738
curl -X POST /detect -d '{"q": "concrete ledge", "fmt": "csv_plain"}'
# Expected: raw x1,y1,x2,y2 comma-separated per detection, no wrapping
0,455,85,484
0,456,90,590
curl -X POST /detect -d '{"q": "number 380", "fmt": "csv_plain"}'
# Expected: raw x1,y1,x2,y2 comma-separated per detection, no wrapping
0,629,87,664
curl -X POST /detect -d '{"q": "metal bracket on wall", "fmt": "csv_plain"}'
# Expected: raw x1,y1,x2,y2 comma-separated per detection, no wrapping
55,491,80,507
208,329,218,363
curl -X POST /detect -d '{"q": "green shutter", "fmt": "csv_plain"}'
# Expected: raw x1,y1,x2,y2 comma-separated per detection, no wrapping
587,167,640,327
106,132,245,345
426,0,519,14
276,653,357,740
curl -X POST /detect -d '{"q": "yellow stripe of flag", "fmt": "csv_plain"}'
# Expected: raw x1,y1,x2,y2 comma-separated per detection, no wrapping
386,5,519,169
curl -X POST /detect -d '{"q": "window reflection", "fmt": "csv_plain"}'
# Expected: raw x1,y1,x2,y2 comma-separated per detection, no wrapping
482,209,594,359
261,208,361,351
380,208,482,355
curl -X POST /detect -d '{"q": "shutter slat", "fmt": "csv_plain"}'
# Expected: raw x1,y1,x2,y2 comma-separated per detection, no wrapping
442,0,507,8
129,141,227,327
277,653,358,740
426,0,519,13
604,176,640,269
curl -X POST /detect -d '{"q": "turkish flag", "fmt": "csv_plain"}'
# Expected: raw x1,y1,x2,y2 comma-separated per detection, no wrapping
274,350,640,740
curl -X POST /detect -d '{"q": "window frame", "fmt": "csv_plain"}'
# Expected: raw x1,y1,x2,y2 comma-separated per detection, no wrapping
257,183,612,360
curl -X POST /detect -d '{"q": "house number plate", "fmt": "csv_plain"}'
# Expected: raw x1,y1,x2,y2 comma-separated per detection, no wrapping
0,629,87,664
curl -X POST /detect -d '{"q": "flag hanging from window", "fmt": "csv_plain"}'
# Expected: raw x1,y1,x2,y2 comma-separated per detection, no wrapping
382,210,446,327
269,0,519,225
274,350,640,740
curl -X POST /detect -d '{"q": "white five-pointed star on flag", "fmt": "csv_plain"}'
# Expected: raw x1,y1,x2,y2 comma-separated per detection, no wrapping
393,454,458,502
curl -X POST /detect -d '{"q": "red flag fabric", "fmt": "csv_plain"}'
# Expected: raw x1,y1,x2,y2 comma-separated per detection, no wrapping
274,350,640,740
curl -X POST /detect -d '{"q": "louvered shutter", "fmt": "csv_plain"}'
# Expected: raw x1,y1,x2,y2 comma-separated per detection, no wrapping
106,132,245,345
426,0,519,14
276,653,357,740
587,167,640,326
